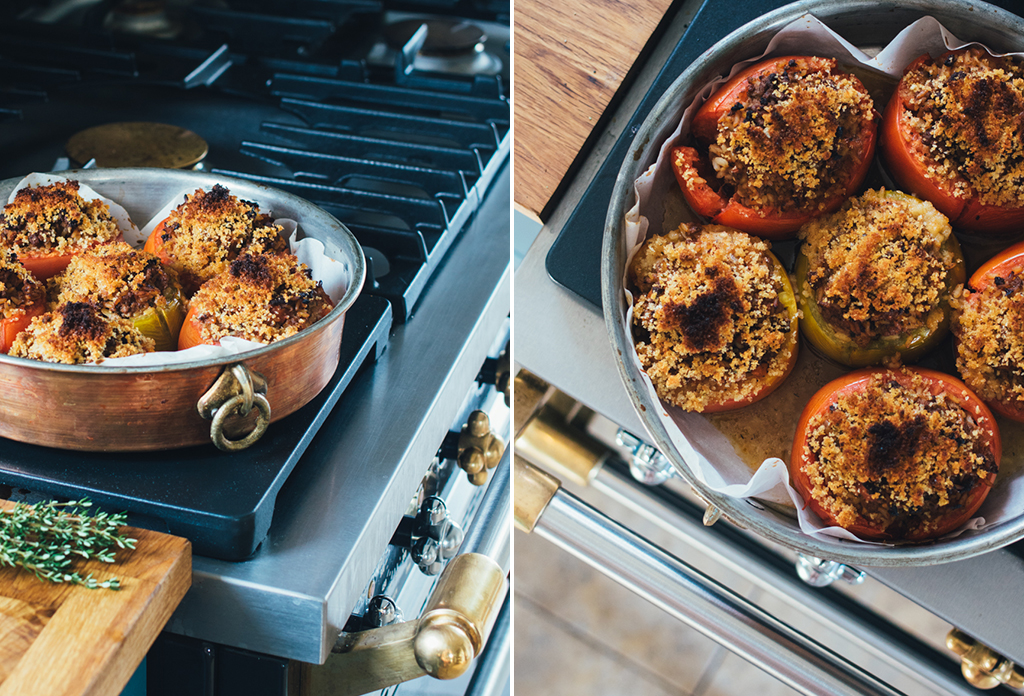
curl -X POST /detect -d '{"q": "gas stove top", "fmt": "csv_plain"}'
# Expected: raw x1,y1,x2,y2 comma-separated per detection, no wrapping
0,0,511,664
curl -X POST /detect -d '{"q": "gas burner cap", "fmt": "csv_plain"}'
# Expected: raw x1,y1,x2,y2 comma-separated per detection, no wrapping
66,122,208,169
383,19,487,56
104,0,181,39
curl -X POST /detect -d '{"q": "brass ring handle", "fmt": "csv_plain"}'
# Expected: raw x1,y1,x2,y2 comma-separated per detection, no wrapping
198,363,271,451
210,393,271,452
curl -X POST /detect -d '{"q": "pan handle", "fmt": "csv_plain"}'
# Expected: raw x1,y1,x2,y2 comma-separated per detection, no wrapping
197,363,272,451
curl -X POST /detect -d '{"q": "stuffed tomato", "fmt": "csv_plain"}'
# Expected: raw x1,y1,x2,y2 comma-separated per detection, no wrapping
881,47,1024,235
954,240,1024,422
791,367,999,542
672,55,878,239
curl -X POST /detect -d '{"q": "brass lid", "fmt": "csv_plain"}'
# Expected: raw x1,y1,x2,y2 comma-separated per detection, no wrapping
66,122,208,169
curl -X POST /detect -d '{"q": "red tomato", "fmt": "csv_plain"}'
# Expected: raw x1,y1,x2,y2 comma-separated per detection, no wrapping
143,221,173,264
177,306,209,350
790,367,999,541
0,301,44,354
675,56,877,239
880,51,1024,235
958,240,1024,421
18,235,125,281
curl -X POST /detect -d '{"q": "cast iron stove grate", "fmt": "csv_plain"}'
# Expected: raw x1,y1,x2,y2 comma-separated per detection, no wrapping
0,0,510,320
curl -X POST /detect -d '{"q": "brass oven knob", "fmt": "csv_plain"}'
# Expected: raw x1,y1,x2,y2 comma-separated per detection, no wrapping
947,629,1024,689
455,411,504,486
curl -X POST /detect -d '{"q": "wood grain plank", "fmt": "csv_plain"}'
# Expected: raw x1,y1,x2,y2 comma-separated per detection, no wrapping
513,0,674,220
0,520,190,696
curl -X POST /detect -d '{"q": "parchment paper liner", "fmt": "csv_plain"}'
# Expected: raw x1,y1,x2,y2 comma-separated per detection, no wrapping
620,15,1024,544
9,173,351,367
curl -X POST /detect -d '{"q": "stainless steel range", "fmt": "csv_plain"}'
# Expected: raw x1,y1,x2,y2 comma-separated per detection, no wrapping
0,1,510,694
514,0,1024,693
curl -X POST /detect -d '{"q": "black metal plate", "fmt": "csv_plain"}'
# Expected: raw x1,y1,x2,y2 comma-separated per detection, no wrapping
0,295,391,561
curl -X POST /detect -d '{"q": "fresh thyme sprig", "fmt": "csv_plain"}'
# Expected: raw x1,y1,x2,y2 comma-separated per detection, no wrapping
0,498,137,590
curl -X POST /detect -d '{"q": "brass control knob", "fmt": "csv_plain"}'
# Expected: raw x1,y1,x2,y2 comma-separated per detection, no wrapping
947,629,1024,690
455,411,504,486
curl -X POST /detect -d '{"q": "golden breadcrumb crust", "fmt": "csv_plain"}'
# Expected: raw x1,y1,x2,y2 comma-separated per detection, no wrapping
0,180,121,254
51,244,181,317
798,189,957,344
901,48,1024,207
10,301,154,364
804,369,995,531
709,57,874,212
955,268,1024,406
188,252,333,344
629,224,794,412
0,253,44,320
160,184,288,289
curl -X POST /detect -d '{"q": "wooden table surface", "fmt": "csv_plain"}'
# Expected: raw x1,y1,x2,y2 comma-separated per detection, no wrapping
0,507,190,696
513,0,675,221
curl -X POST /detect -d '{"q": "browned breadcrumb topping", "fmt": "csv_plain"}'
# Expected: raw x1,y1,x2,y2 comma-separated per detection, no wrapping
0,181,121,254
709,57,874,212
51,246,181,317
0,253,44,320
955,268,1024,406
805,369,995,535
799,189,957,344
901,48,1024,207
189,252,333,344
629,224,794,411
9,301,154,364
161,184,288,289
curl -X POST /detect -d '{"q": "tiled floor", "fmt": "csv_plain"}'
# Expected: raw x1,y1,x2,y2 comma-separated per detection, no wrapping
513,472,965,696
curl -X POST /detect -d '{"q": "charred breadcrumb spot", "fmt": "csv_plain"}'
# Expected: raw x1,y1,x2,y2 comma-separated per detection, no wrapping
229,253,273,285
955,269,1024,407
57,302,104,340
10,300,154,364
160,186,288,293
805,369,995,535
188,252,333,345
627,223,794,412
50,246,181,318
0,254,44,319
0,180,121,254
901,48,1024,207
706,56,874,213
798,189,957,344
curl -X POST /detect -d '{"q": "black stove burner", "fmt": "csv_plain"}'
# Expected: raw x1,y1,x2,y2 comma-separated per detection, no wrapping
0,295,391,561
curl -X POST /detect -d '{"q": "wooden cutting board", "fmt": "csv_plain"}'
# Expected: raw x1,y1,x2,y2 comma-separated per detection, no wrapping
0,508,191,696
513,0,675,221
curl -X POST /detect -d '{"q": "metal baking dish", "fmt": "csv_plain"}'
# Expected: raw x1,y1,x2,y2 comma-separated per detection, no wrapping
602,0,1024,566
0,168,365,452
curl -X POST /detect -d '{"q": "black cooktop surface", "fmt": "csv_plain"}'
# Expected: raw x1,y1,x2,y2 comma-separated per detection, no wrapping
0,294,390,562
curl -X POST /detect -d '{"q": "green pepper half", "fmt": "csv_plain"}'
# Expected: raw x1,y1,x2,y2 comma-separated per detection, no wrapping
795,232,965,367
132,285,187,352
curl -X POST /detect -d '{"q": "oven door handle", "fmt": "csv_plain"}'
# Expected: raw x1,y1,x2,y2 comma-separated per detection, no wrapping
329,449,511,695
515,455,905,696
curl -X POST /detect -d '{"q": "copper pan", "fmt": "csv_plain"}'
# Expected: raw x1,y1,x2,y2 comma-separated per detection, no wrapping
0,168,365,452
